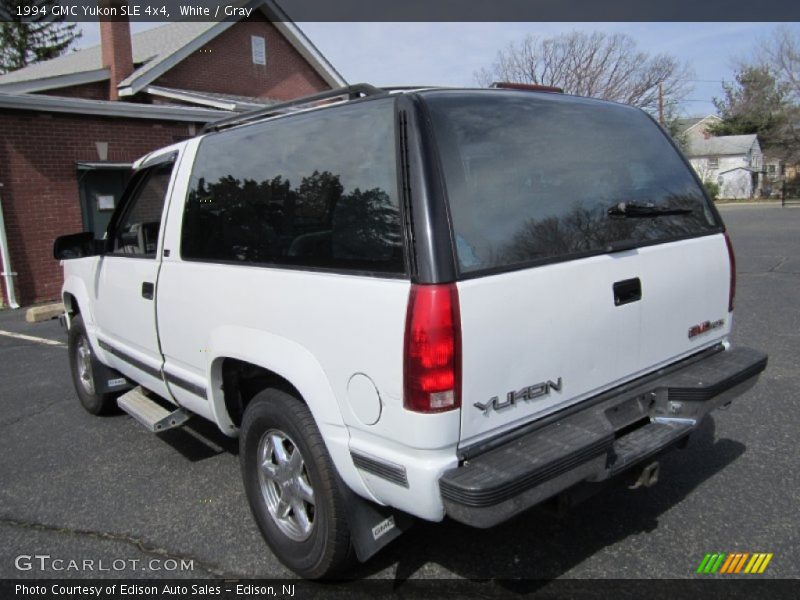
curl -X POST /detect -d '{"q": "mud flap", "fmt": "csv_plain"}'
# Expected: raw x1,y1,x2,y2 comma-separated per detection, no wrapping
335,475,414,562
91,357,133,395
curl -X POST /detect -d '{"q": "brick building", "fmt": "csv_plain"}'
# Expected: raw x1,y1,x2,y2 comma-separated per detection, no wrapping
0,2,345,307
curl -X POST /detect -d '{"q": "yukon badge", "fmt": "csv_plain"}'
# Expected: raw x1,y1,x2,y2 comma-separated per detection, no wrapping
474,378,563,415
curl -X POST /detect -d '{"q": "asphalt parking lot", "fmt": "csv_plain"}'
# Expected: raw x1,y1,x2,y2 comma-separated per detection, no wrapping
1,204,798,583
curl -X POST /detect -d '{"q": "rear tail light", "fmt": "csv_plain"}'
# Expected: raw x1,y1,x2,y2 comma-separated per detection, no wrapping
724,231,736,312
403,283,461,413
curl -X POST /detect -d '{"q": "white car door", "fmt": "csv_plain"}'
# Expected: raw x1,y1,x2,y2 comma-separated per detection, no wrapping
93,152,178,399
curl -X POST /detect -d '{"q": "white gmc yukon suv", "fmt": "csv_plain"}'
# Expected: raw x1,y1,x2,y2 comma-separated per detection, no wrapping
55,85,767,578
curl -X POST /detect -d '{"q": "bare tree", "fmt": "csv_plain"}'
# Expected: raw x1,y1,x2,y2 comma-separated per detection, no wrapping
758,26,800,101
750,27,800,163
475,31,692,114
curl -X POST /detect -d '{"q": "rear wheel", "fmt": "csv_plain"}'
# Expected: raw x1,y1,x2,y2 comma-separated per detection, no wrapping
240,388,353,578
68,315,118,415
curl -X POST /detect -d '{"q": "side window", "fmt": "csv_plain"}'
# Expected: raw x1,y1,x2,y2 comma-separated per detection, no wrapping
112,162,174,257
181,98,403,273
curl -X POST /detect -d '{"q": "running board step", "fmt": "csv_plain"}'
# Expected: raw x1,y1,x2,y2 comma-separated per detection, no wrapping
117,386,190,432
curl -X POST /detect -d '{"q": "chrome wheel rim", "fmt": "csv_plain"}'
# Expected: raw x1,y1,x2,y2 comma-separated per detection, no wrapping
257,429,316,542
76,336,95,395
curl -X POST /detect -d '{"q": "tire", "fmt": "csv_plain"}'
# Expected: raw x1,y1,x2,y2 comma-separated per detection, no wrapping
68,315,118,415
240,388,353,579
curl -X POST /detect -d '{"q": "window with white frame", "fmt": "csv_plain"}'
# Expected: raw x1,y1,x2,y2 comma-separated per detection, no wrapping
251,36,266,65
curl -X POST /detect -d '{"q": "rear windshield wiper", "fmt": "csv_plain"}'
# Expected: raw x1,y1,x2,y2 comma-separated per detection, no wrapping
607,202,693,218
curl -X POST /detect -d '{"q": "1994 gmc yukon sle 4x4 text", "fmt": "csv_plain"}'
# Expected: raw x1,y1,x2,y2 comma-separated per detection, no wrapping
54,84,767,578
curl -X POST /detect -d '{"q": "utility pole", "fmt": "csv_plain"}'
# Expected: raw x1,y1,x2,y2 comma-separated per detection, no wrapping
658,82,664,126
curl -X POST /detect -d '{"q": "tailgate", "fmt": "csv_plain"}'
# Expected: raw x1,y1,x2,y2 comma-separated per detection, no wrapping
458,234,731,446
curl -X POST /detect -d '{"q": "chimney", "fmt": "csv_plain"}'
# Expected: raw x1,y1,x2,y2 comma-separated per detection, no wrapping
99,4,133,101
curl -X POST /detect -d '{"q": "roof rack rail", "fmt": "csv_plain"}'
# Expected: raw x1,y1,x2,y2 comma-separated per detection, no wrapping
201,83,386,133
379,85,444,92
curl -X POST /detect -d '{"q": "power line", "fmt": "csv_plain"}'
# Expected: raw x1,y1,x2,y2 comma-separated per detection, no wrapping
679,79,728,83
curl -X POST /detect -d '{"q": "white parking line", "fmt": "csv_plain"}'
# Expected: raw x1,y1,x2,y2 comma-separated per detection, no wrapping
0,329,66,347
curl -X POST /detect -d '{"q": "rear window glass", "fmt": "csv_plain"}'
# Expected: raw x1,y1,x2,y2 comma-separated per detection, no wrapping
182,98,403,274
423,91,719,274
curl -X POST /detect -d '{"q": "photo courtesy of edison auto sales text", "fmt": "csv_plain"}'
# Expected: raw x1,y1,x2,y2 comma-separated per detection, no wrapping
14,584,296,597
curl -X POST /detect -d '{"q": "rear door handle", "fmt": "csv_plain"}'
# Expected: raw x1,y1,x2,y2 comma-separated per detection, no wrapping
613,278,641,306
141,281,154,300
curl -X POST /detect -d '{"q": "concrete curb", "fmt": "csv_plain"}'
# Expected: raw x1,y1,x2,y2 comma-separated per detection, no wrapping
715,202,800,209
715,201,782,208
25,303,65,323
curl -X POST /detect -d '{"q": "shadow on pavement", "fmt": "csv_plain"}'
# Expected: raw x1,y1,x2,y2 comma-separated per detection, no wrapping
348,416,746,587
156,416,239,461
84,392,747,585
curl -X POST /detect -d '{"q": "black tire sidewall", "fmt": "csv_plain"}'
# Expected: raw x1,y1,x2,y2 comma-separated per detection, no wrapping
240,389,347,578
68,315,111,415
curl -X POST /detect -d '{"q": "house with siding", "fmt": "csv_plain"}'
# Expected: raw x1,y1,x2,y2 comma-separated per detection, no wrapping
677,116,764,199
685,134,763,199
0,1,345,307
674,115,721,145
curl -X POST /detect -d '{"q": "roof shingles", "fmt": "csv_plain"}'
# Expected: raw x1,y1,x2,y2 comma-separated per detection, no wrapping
0,9,346,94
0,22,216,86
686,134,759,157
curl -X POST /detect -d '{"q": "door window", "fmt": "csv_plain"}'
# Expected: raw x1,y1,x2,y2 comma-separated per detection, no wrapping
112,163,174,257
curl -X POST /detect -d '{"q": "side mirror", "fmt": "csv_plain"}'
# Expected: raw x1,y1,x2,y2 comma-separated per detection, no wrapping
53,232,105,260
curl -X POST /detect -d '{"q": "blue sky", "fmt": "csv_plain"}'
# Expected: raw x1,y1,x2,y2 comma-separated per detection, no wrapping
75,21,800,116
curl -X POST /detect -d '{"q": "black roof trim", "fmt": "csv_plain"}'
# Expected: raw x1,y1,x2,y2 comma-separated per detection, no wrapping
201,83,386,133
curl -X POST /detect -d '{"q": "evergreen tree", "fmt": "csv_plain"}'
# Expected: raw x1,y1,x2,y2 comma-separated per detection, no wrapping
708,65,791,149
0,0,82,74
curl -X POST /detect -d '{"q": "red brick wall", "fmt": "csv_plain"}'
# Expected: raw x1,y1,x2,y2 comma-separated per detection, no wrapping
0,110,198,306
40,81,111,101
155,15,330,101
